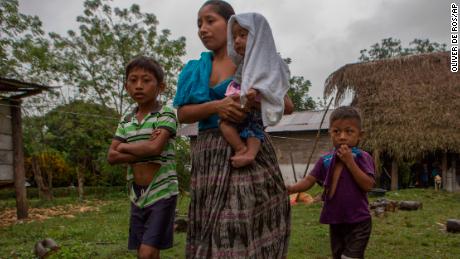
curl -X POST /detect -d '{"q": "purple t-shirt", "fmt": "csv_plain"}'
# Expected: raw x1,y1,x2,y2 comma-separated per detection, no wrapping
310,148,375,224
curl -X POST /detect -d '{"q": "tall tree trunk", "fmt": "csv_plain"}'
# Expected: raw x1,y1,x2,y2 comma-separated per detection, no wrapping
391,159,398,191
46,165,53,199
77,167,84,201
32,157,51,200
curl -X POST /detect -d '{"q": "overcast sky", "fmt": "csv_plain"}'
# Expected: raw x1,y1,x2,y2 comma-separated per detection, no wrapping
19,0,450,100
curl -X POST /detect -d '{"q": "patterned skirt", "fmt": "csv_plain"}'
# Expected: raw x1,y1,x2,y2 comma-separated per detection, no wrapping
186,129,291,259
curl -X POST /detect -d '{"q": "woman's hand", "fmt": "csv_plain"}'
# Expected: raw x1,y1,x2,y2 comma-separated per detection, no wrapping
217,95,246,123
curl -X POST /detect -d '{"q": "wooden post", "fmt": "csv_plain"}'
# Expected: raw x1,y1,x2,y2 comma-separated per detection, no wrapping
373,149,381,187
391,159,398,191
442,152,448,190
11,99,28,219
289,152,298,183
452,155,457,192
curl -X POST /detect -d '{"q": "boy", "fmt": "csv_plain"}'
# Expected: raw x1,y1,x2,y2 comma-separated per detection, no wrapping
107,56,178,259
287,106,375,259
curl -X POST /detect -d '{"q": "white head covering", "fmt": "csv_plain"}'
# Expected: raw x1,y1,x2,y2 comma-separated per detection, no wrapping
227,12,290,126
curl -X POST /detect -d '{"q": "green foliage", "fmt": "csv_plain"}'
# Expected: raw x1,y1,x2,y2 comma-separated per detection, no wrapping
0,0,58,85
49,0,186,114
283,58,316,111
359,37,447,61
288,76,316,111
175,137,191,193
23,100,126,186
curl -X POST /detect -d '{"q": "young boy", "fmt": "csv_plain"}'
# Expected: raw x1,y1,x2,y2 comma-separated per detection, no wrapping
107,56,178,259
287,106,375,259
220,13,290,168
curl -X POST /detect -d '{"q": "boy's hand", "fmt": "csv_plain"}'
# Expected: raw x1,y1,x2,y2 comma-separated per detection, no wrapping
286,184,295,195
150,129,162,140
336,144,354,167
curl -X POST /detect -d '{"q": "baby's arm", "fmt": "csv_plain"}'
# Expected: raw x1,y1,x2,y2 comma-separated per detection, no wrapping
107,139,140,165
336,145,375,192
286,175,317,194
117,128,171,157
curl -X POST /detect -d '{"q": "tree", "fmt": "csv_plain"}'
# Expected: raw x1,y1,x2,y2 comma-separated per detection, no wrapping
283,58,316,111
23,101,125,190
359,37,447,61
50,0,186,115
288,76,316,111
0,0,58,84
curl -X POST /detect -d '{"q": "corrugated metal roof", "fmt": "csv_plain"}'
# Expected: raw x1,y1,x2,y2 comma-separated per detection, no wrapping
177,109,333,136
265,110,332,133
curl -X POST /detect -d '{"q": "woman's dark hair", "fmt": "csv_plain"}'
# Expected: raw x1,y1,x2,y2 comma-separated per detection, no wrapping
329,106,362,129
200,0,235,21
125,56,164,83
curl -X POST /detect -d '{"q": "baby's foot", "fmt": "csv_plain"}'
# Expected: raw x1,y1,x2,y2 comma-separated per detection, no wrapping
233,145,248,157
231,153,255,168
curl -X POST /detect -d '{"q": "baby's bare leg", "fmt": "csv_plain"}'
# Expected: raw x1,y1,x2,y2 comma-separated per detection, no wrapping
231,137,261,168
219,120,247,155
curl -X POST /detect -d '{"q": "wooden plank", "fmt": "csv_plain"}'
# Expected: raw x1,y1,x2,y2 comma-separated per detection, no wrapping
442,153,448,190
0,116,12,134
0,164,13,181
0,150,13,164
0,134,13,150
11,99,28,219
373,149,381,187
391,159,398,191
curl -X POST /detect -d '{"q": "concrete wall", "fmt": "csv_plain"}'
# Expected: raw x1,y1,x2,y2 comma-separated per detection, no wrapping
269,131,332,184
0,100,13,183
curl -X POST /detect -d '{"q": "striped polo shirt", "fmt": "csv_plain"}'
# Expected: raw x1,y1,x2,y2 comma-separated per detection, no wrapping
114,105,178,208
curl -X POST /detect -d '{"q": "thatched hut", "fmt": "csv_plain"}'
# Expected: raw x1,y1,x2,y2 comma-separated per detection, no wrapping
324,52,460,191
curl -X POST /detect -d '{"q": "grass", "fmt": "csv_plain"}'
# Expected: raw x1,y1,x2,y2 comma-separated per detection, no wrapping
0,187,459,258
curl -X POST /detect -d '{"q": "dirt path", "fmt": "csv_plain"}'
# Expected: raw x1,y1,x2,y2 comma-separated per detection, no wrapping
0,200,110,228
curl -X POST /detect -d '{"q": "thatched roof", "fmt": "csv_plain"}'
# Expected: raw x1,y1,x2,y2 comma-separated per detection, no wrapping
324,52,460,160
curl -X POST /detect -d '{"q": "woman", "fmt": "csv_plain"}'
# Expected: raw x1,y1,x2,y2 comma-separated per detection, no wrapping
174,1,292,258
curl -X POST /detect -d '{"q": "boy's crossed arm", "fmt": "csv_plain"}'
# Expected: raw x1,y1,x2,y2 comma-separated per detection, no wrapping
107,129,170,165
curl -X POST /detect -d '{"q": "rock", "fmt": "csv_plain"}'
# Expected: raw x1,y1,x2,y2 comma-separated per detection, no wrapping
398,201,422,211
34,238,59,258
446,219,460,233
369,188,387,197
374,207,386,218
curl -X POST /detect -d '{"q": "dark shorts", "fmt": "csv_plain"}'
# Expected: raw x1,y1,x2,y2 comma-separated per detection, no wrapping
128,190,177,250
329,218,372,259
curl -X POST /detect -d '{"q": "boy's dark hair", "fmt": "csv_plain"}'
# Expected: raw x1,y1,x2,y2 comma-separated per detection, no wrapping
125,56,164,84
329,106,362,129
201,0,235,21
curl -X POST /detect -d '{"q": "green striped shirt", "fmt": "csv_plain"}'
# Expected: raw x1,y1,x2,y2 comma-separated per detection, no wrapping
114,105,178,208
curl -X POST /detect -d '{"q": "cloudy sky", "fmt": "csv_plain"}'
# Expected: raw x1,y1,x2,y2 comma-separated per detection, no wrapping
19,0,451,100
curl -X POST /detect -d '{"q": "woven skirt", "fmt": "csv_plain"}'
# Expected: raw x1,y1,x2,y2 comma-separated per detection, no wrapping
186,129,291,259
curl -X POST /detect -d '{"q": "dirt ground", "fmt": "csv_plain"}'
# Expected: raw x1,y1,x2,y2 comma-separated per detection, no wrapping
0,200,110,228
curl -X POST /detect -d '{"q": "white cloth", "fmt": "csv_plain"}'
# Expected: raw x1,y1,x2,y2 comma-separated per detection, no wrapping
227,12,290,126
